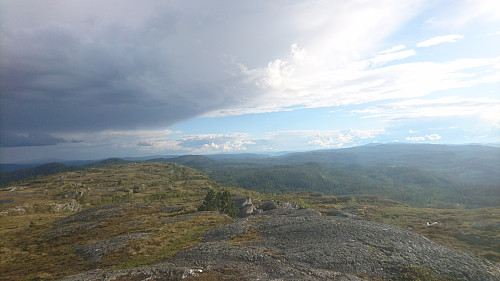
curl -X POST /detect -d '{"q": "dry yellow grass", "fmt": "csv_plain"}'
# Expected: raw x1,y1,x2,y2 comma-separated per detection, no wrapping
229,228,261,246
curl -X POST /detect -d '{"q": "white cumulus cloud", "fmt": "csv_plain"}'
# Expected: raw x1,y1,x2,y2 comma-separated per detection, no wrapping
426,134,442,140
216,52,500,118
178,133,255,153
266,129,385,149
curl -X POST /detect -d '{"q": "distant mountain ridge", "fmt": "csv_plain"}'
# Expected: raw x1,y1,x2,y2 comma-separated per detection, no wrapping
164,143,500,185
2,143,499,183
279,143,500,185
1,144,499,208
0,158,130,185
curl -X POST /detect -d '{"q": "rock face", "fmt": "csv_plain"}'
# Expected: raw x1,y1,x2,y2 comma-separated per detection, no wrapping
59,208,500,281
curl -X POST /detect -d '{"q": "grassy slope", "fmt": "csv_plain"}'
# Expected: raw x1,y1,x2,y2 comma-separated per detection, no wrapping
0,162,256,280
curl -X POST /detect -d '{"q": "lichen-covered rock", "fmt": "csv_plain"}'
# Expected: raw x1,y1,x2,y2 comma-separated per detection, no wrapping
234,196,262,217
239,204,257,217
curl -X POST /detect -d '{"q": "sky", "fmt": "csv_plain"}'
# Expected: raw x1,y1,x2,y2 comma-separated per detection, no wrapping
1,0,500,163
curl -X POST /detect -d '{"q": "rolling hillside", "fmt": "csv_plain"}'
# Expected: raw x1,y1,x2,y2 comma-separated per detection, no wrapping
1,161,499,280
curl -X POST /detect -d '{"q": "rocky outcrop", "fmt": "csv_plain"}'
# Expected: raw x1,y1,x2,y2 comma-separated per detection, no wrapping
233,196,300,217
233,196,262,217
72,233,150,263
42,203,126,238
58,208,500,280
177,208,500,280
51,199,82,212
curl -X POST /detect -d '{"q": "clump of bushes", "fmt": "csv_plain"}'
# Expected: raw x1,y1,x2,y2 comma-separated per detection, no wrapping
199,189,238,217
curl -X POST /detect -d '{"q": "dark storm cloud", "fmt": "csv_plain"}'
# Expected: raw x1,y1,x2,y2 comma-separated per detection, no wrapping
0,132,67,147
0,22,233,132
0,0,436,150
0,1,292,135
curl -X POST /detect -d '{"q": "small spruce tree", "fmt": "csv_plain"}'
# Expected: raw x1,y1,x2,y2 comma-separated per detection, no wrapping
199,189,217,211
216,190,239,218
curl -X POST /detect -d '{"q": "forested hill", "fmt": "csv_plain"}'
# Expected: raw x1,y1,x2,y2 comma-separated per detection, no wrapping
170,144,500,208
278,144,500,185
165,144,500,187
